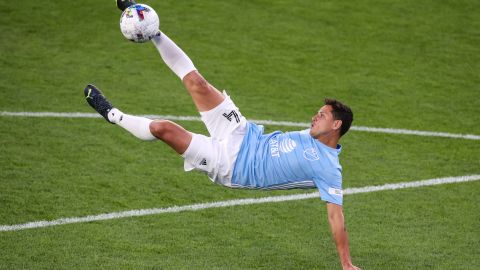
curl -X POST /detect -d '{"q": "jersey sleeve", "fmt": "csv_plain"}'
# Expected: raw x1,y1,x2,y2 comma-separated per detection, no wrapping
313,175,343,206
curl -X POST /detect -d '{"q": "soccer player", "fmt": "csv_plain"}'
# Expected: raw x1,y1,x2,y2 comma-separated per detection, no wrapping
84,1,360,269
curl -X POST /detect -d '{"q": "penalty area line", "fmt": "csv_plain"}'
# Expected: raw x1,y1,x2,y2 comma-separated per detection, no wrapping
1,111,479,140
1,174,479,232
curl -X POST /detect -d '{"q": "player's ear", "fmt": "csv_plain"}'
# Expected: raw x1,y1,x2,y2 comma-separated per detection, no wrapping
333,119,342,131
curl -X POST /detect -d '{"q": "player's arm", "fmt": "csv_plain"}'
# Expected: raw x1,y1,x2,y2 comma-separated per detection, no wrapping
326,202,361,270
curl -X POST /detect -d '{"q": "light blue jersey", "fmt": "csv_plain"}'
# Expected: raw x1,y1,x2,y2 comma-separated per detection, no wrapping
231,122,344,205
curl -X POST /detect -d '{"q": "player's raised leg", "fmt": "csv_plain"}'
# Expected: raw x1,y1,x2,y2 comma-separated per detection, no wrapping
151,33,225,112
115,0,224,112
84,84,191,154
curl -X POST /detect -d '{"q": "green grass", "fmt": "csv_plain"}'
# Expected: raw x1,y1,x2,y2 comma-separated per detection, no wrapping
0,183,478,269
1,0,479,269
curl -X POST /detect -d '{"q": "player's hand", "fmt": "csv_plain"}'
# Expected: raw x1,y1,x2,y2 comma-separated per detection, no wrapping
342,263,361,270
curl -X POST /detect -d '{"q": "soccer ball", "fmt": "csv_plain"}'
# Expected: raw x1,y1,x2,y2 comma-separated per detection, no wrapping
120,4,160,43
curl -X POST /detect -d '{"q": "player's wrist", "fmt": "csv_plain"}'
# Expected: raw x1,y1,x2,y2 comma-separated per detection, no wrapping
342,263,361,270
341,259,354,268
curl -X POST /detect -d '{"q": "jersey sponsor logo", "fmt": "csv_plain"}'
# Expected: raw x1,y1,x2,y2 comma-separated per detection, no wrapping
269,138,280,157
279,138,297,153
222,110,240,123
303,148,319,161
328,187,343,197
199,158,207,166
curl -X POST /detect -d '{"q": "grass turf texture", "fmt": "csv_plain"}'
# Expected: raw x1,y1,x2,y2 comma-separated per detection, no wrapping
1,0,479,269
0,183,479,269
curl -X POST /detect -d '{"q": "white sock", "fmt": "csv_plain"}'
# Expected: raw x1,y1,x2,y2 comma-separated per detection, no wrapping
151,32,197,80
108,108,157,141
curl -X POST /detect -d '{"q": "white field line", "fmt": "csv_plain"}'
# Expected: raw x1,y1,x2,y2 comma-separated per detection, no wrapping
1,111,479,140
1,174,479,232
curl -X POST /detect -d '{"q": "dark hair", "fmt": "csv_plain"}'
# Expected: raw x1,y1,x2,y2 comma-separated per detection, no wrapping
324,98,353,137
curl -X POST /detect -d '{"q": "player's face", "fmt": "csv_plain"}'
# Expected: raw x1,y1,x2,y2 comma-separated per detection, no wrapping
309,105,338,138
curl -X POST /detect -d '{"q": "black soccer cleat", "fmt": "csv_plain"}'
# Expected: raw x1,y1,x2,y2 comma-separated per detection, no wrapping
84,84,114,124
116,0,137,11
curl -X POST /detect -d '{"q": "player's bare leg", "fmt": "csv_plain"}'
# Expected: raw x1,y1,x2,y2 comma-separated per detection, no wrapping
151,33,225,112
148,120,192,154
182,71,225,112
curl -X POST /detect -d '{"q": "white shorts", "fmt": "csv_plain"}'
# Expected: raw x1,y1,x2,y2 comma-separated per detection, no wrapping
182,91,247,186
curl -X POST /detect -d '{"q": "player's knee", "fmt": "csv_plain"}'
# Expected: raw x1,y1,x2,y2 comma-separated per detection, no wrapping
184,73,210,95
149,120,175,139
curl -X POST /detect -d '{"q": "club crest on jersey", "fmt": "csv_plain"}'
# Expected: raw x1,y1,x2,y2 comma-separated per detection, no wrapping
303,148,319,161
279,138,297,153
